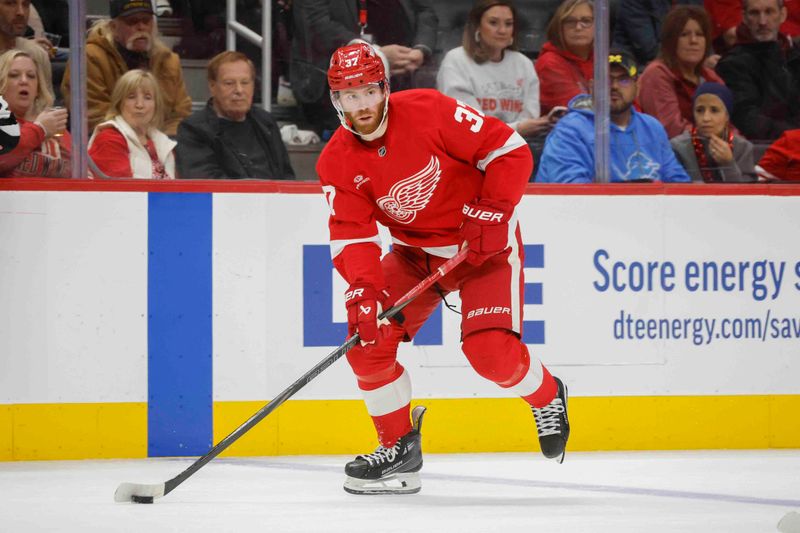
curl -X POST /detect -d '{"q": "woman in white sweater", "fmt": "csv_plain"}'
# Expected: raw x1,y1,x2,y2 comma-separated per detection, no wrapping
436,0,553,138
88,69,176,179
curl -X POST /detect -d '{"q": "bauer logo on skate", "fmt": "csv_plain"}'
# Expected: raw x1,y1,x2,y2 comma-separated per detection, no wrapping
466,306,511,320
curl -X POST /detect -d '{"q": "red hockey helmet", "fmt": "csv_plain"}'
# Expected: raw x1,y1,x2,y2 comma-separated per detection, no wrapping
328,43,386,91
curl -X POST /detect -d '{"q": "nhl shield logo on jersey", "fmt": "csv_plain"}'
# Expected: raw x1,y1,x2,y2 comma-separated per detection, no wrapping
376,156,441,224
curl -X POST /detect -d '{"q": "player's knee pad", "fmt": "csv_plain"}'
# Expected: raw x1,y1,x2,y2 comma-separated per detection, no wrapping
345,322,405,385
462,328,530,387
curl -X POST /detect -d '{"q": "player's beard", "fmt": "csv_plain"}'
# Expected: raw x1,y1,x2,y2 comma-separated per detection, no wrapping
125,32,153,52
347,99,386,136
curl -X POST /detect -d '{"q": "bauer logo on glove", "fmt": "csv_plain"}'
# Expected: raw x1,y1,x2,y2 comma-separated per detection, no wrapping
345,284,392,346
462,204,506,222
460,198,513,266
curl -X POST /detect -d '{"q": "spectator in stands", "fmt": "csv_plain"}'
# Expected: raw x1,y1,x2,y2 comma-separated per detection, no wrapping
0,0,53,93
639,6,725,138
535,0,595,116
536,50,691,183
706,0,800,53
715,0,800,141
88,70,176,179
290,0,438,133
0,49,70,178
755,128,800,180
61,0,192,136
437,0,552,138
613,0,704,66
176,51,295,180
670,82,755,181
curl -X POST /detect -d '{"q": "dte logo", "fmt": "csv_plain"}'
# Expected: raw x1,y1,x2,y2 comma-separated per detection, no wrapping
302,244,545,346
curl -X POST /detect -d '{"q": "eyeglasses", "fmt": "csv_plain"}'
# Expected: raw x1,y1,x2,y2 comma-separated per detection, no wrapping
609,75,635,87
562,16,594,29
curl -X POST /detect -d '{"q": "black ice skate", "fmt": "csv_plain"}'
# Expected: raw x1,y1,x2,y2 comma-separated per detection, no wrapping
532,376,570,463
343,406,426,495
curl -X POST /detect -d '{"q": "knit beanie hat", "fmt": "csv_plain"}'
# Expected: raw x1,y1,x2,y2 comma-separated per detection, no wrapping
693,82,734,117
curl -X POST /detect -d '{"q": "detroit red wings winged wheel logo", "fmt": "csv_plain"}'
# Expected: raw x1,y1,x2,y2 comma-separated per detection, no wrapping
376,156,441,223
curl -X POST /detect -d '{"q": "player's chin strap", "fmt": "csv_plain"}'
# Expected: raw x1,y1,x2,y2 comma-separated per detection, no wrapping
331,85,390,139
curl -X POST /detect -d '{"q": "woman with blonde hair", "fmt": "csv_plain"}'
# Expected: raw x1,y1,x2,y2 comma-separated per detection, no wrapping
88,69,176,179
437,0,552,137
0,49,70,178
534,0,595,115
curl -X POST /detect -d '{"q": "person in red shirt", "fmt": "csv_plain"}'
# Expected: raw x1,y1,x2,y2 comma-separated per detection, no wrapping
755,128,800,179
534,0,595,115
88,69,176,179
0,49,70,178
317,43,570,495
639,5,726,138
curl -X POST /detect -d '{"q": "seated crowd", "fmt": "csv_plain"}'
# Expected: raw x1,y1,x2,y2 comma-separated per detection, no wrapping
1,0,800,182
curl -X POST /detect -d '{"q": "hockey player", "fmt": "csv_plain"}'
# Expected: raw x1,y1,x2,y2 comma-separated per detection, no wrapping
317,43,569,495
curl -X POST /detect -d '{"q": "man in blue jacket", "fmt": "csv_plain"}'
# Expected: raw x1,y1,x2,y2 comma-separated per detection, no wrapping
536,51,691,184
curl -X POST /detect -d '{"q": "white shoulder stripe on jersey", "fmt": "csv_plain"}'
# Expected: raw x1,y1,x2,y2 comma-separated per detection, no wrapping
330,234,382,259
476,130,528,172
361,368,412,417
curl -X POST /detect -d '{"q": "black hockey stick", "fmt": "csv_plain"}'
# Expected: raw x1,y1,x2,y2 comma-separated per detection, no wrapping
114,246,469,503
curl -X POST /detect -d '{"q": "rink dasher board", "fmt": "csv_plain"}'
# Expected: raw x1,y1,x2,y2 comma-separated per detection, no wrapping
1,182,799,459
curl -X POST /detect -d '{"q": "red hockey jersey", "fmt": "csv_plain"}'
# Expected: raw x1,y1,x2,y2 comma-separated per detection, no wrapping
316,89,532,289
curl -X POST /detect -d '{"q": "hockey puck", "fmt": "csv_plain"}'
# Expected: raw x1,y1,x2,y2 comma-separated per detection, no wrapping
131,495,154,504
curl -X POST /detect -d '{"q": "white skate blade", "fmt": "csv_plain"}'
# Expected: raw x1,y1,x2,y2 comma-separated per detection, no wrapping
343,472,421,495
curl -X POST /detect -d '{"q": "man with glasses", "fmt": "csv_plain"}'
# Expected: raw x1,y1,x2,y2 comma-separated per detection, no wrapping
716,0,800,140
536,50,691,183
176,51,294,179
317,42,570,495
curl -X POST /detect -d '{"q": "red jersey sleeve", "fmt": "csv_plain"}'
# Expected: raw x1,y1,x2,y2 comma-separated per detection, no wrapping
89,128,133,178
756,131,800,181
317,142,385,289
434,92,533,207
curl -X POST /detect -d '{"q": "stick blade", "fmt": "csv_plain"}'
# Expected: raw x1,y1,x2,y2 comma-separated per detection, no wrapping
114,482,166,503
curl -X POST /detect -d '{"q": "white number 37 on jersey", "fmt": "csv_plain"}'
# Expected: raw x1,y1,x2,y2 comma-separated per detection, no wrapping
453,100,484,133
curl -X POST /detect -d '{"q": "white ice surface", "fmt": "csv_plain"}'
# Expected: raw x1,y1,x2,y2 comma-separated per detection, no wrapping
1,450,799,533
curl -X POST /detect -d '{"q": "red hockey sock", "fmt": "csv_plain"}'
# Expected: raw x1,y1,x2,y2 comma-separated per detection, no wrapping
372,405,412,447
